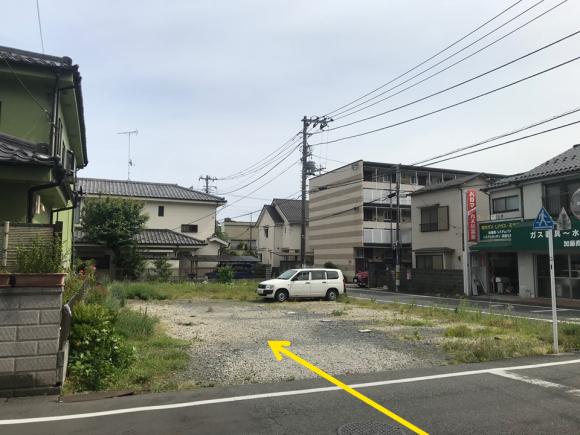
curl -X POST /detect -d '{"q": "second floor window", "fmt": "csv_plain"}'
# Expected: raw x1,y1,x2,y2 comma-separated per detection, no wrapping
492,195,519,213
545,181,580,217
181,224,198,233
420,206,449,232
264,227,269,238
158,206,164,217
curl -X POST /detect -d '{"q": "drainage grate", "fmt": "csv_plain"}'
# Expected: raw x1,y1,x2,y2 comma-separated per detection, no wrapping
337,421,405,435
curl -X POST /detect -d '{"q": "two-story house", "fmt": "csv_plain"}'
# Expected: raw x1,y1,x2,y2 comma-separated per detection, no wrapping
75,178,227,278
471,145,580,300
0,46,87,267
309,160,477,280
408,173,502,294
222,218,256,255
255,198,311,274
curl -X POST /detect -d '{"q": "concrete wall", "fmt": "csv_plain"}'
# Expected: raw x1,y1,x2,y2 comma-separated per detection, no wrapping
255,210,283,268
0,286,63,397
522,183,543,219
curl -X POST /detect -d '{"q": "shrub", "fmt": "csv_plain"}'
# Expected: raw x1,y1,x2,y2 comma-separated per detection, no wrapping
115,309,158,338
15,237,64,273
68,303,134,391
323,261,339,269
151,258,172,281
217,265,234,283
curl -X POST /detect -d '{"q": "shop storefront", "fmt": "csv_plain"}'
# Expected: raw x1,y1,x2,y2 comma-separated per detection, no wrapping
471,218,580,299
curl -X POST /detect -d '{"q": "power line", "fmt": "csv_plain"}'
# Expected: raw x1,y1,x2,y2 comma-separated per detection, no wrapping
218,143,300,195
414,106,580,166
332,0,568,121
318,28,580,133
169,158,302,232
1,57,51,120
309,122,580,222
321,0,526,117
311,55,580,146
35,0,45,53
311,106,580,192
424,119,580,166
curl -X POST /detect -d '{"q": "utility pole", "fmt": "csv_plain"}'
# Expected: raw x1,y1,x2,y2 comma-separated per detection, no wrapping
300,115,332,267
117,130,138,180
199,175,218,194
395,164,401,292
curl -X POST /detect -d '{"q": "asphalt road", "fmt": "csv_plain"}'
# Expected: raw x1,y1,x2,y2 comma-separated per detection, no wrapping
1,354,579,434
348,288,580,324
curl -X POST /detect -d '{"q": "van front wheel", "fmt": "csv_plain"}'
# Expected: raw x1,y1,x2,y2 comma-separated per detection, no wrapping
275,289,289,302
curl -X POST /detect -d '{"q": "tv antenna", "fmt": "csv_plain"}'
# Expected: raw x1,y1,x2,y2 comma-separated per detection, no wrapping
117,130,138,180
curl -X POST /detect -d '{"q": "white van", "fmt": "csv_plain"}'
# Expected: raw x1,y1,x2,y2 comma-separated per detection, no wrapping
257,268,346,302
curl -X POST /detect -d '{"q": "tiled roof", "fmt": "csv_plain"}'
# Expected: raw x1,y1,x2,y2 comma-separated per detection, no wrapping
0,45,75,70
135,229,206,246
273,198,308,224
0,46,87,168
78,178,226,203
489,145,580,189
0,132,55,166
75,228,206,247
264,204,284,224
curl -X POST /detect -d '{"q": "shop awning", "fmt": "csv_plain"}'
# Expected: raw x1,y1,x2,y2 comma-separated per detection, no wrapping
470,241,513,252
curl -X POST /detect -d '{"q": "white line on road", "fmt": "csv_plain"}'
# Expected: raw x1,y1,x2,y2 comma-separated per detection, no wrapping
353,289,580,313
1,358,579,425
491,370,580,397
530,309,572,313
348,296,576,324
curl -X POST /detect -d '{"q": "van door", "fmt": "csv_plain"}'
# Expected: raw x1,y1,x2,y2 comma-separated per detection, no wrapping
325,270,341,294
309,270,328,297
290,271,311,297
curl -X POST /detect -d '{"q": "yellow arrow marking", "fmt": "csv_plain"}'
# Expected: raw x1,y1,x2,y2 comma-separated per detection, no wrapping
268,340,429,435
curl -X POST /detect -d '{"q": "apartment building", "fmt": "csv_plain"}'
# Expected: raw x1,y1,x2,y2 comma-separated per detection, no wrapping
309,160,476,279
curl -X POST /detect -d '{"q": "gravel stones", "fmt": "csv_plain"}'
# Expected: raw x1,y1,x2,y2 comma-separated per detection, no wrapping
128,299,447,387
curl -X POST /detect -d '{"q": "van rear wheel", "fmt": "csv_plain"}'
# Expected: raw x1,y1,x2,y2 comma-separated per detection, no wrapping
275,289,289,302
326,289,339,301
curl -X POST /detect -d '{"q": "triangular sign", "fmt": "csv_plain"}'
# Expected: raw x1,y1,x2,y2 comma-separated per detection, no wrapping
533,207,554,230
557,207,572,231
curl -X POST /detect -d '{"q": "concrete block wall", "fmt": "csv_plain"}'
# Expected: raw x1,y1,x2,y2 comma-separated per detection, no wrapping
0,286,62,397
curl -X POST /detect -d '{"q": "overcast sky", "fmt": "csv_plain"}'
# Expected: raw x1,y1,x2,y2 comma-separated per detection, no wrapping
3,0,580,219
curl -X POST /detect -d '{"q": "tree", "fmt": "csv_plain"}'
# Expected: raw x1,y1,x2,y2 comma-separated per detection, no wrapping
81,197,148,279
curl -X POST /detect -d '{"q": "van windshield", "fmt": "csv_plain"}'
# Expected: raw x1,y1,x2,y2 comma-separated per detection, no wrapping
277,269,298,280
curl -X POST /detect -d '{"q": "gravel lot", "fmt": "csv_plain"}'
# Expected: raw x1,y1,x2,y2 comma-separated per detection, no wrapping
129,299,449,387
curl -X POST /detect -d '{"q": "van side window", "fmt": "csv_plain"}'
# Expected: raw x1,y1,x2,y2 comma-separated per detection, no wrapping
326,271,339,279
311,270,325,280
294,271,310,281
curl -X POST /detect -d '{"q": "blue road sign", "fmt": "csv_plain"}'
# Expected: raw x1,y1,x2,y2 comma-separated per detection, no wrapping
533,207,555,230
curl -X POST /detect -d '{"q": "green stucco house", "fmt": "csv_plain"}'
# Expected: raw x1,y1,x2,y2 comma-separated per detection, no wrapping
0,46,87,266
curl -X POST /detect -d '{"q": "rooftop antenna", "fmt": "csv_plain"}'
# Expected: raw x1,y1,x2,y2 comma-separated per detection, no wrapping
117,130,138,180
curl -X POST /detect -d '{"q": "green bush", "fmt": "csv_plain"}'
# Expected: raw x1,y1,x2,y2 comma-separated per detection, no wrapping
16,237,64,273
323,261,339,269
151,258,172,281
217,265,234,283
68,303,135,391
115,309,158,338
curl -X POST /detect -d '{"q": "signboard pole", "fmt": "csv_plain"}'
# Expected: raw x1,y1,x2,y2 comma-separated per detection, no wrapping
547,229,559,354
461,190,470,295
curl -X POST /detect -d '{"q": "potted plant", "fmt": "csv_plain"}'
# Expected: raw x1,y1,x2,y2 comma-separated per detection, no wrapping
10,237,67,287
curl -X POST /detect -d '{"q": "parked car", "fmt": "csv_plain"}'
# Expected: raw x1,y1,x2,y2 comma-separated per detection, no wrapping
353,271,368,287
257,268,346,302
